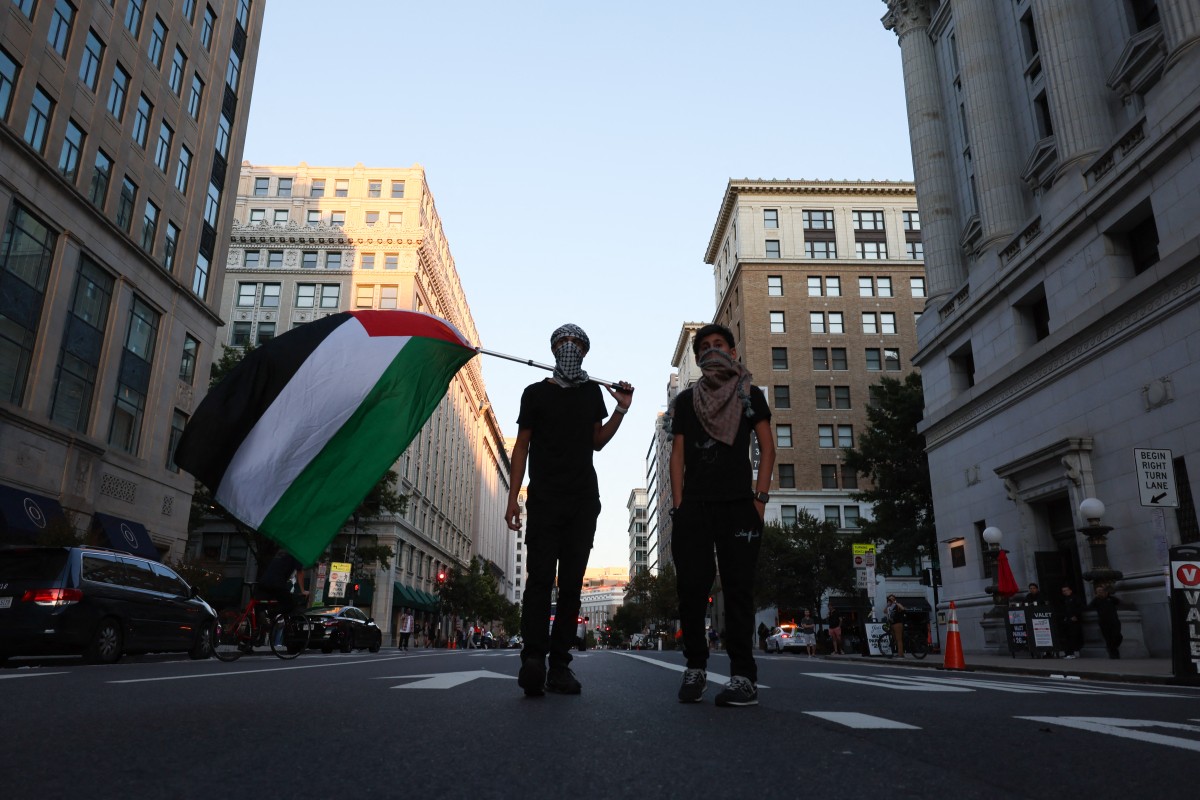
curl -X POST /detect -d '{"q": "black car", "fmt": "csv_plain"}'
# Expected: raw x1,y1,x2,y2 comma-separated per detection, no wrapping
0,546,216,664
305,605,383,653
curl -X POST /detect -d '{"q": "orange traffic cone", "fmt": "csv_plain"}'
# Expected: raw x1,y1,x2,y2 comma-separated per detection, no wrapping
943,601,966,670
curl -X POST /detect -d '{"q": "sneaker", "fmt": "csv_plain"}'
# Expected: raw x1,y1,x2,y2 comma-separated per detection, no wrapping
545,665,582,694
678,668,707,703
714,675,758,707
518,657,546,697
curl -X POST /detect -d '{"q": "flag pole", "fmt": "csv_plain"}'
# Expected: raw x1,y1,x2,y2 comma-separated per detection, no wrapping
475,347,622,389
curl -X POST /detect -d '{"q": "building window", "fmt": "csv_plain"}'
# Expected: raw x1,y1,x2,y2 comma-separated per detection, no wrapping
296,284,316,308
821,465,838,489
325,252,342,269
877,277,893,297
261,284,280,309
330,211,345,227
309,179,326,199
302,251,317,269
188,74,204,119
807,276,823,297
236,283,256,307
58,119,85,182
805,240,836,259
844,507,861,528
853,210,885,230
125,0,145,38
778,464,796,489
834,386,851,409
166,410,188,472
880,312,897,335
856,241,887,259
226,51,241,92
831,348,847,370
193,252,209,299
12,0,35,19
384,253,399,270
277,177,292,197
50,255,113,432
0,47,17,121
237,0,252,27
47,1,76,57
356,286,374,308
243,250,259,268
204,182,220,226
910,276,926,297
764,209,778,229
175,146,192,193
109,296,159,454
866,348,881,371
828,312,844,334
256,323,275,346
179,334,199,384
154,122,173,172
334,179,349,197
108,65,131,120
267,251,283,268
320,285,340,308
368,180,381,198
771,347,788,370
360,253,375,270
230,321,251,346
862,312,878,335
906,241,924,260
141,200,158,253
812,348,828,370
825,276,841,296
837,425,853,447
391,180,405,198
903,210,920,231
201,5,216,50
816,386,832,409
884,348,901,371
859,277,874,297
116,177,137,233
765,240,781,258
818,424,835,447
781,505,798,526
810,312,825,334
842,464,858,489
215,113,231,158
24,86,54,154
80,30,104,90
272,209,287,225
0,204,57,404
248,209,265,225
87,149,113,209
148,17,167,68
773,385,790,409
379,285,398,309
254,177,269,196
131,95,152,147
825,506,842,526
388,211,403,226
776,424,792,448
767,275,782,296
803,210,833,229
163,221,179,272
365,211,379,226
306,210,320,227
769,311,785,334
183,0,198,23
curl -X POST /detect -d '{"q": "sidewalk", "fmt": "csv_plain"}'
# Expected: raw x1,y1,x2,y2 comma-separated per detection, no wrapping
821,651,1187,685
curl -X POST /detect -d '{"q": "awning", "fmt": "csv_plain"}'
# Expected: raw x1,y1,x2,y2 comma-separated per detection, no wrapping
0,484,67,543
897,596,933,613
393,582,440,612
91,512,161,560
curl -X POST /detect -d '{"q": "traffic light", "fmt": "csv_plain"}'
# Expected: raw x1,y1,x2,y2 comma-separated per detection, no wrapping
707,595,713,605
436,570,447,585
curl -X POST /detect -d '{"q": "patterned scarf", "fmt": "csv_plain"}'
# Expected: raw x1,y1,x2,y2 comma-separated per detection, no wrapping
551,323,590,387
692,349,753,446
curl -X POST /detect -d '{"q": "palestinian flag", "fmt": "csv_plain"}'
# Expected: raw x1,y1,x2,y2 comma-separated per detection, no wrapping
175,310,476,565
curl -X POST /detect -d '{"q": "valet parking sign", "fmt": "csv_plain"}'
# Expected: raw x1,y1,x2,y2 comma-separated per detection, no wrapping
1169,545,1200,683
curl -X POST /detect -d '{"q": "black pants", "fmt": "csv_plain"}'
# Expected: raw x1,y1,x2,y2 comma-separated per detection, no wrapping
520,497,599,668
672,498,762,682
398,631,411,649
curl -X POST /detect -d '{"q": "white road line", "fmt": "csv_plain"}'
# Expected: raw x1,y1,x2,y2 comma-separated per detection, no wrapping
0,671,70,680
804,711,920,730
612,651,772,688
109,654,413,683
802,673,971,692
1018,717,1200,753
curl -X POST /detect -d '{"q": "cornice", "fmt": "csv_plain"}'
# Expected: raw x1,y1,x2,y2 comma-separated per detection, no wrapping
881,0,934,39
229,219,424,248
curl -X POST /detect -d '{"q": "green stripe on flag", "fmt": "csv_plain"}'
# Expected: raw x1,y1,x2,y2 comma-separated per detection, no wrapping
259,337,474,565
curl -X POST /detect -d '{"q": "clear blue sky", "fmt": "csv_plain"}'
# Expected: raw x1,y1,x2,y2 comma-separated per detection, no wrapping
242,0,915,568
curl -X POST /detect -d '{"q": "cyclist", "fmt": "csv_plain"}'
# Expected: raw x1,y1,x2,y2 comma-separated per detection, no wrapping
885,594,906,657
255,549,310,632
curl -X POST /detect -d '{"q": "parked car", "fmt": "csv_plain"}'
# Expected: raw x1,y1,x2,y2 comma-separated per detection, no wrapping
305,605,382,653
766,623,803,654
0,546,216,664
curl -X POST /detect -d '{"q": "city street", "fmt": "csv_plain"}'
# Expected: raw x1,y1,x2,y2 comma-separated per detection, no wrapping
2,649,1197,798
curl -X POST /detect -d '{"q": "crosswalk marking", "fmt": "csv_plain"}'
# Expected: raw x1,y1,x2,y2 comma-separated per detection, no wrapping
804,711,919,729
1018,717,1200,753
803,672,1191,697
0,671,69,680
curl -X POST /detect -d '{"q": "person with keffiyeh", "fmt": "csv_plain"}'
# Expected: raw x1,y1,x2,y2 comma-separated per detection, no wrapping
669,324,775,707
505,324,634,697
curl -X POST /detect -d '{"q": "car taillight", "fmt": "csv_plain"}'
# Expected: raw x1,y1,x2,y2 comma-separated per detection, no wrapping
22,588,83,606
323,620,337,627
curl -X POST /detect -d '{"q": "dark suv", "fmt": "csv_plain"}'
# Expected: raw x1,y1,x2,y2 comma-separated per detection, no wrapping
0,546,216,664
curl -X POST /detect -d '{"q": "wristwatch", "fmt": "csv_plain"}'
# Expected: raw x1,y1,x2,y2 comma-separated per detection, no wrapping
754,491,770,503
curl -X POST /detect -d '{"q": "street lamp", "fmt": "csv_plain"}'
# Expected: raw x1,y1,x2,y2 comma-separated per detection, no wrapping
981,526,1004,617
1078,497,1123,586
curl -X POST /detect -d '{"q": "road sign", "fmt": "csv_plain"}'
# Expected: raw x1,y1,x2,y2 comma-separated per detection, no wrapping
329,561,352,599
853,553,877,568
853,543,876,555
1134,448,1179,507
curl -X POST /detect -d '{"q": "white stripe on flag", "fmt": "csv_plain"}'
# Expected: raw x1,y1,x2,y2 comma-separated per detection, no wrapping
217,321,410,526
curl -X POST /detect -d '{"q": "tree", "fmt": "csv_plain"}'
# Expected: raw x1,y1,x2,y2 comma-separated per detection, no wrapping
842,372,935,574
439,556,507,625
623,566,679,633
754,512,857,616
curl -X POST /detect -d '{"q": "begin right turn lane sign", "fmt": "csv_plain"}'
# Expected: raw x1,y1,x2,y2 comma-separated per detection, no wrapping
1134,448,1179,508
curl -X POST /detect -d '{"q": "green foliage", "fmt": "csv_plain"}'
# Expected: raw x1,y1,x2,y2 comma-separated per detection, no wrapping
754,512,857,615
611,602,645,637
208,343,254,388
439,556,509,624
842,372,936,573
499,597,521,638
33,511,89,547
623,565,679,633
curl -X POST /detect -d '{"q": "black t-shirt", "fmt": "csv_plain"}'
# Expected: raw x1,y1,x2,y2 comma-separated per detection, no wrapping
672,385,770,503
517,379,607,501
260,552,302,590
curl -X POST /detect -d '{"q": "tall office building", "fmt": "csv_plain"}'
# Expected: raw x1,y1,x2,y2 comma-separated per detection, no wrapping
202,162,511,637
0,0,265,556
703,180,926,545
627,487,649,576
883,0,1200,654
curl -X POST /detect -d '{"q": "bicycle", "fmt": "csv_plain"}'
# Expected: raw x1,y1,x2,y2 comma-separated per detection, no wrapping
212,588,312,661
877,623,929,660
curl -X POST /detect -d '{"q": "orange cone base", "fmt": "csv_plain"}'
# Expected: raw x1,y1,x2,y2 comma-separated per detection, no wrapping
943,601,966,670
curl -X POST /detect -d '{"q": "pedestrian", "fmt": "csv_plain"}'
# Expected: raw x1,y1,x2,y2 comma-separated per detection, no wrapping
505,323,634,697
885,594,906,657
826,605,845,655
1089,583,1123,659
757,621,770,652
398,608,414,651
798,609,817,657
1059,585,1084,658
669,324,775,707
1024,582,1044,603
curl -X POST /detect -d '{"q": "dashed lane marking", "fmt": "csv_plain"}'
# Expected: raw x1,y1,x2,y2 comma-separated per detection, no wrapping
1017,717,1200,753
804,711,920,729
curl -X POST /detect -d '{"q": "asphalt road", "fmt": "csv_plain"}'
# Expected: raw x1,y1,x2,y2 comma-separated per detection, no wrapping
3,648,1198,799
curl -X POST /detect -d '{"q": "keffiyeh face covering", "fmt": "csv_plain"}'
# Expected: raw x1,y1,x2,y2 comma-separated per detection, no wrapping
692,348,753,446
551,323,590,387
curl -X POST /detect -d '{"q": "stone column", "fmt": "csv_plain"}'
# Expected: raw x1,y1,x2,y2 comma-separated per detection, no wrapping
1031,0,1113,168
1160,0,1200,67
954,0,1027,247
882,0,964,301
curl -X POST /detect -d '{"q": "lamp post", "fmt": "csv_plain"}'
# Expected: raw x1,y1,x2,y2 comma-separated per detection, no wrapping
1078,498,1123,586
982,526,1005,617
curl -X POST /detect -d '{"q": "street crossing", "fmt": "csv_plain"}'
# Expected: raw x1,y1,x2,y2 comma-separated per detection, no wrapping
801,671,1193,698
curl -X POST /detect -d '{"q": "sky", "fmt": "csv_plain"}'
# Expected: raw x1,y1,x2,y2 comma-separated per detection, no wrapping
241,0,917,568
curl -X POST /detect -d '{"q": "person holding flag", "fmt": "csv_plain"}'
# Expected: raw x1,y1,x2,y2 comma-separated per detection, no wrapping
506,324,633,697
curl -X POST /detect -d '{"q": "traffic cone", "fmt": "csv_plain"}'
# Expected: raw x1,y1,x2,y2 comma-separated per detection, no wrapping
943,601,966,671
